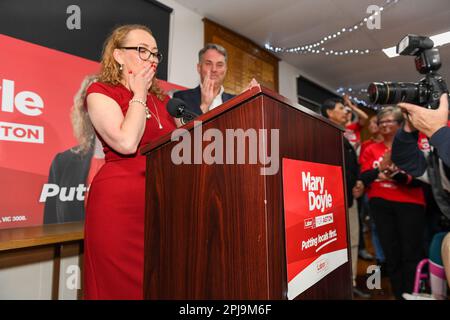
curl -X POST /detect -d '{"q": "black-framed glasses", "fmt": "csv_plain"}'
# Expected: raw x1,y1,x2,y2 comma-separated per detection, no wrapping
119,46,163,62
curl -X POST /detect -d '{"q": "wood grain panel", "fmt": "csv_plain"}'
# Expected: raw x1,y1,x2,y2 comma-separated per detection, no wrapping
204,19,279,95
142,87,352,299
145,97,270,299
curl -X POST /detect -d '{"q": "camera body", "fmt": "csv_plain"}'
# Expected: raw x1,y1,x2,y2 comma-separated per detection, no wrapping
368,35,448,109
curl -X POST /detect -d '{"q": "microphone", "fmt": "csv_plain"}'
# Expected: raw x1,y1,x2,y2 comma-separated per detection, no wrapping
166,98,199,124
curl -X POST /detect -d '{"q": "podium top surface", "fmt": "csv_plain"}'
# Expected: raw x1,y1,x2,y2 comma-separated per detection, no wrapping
141,85,343,155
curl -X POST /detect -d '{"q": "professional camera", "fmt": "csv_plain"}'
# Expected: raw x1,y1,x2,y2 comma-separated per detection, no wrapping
368,35,448,109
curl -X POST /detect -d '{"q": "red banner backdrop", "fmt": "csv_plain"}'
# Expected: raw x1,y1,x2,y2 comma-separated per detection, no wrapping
0,34,184,229
282,158,348,299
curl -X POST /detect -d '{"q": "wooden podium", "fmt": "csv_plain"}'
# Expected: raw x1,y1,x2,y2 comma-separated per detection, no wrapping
141,86,352,299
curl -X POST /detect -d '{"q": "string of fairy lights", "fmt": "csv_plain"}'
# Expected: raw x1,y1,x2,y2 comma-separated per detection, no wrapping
264,0,401,57
265,0,402,106
336,87,384,111
336,87,370,107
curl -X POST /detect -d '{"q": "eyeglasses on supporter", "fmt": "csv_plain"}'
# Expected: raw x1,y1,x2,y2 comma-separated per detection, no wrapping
118,46,163,63
377,119,398,125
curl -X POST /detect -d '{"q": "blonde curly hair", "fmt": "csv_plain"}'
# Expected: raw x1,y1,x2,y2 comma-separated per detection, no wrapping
71,74,98,155
98,24,165,100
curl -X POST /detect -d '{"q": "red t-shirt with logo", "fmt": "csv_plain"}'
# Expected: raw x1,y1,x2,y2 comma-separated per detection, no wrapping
344,122,362,148
418,120,450,152
418,132,431,152
360,142,425,205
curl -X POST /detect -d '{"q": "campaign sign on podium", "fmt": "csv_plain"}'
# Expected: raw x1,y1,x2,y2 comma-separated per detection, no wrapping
282,158,348,299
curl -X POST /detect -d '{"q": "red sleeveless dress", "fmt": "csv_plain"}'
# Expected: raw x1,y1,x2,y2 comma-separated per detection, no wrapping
84,82,175,299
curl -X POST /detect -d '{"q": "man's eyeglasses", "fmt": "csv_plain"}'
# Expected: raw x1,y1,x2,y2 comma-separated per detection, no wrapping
119,46,163,62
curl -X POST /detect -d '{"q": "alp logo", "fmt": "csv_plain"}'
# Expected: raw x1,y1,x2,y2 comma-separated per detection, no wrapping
316,258,329,273
304,218,314,229
0,79,45,144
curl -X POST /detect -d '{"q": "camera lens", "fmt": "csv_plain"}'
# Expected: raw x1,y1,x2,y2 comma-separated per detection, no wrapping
368,82,420,104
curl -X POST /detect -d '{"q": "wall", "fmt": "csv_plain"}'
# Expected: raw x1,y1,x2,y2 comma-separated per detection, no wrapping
159,0,204,88
278,60,301,104
0,261,53,299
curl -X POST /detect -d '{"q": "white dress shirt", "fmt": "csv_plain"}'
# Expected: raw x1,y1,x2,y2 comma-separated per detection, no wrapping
207,86,225,111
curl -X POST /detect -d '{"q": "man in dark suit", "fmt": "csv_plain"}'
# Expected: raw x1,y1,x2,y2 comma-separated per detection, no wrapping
321,98,370,299
173,43,238,116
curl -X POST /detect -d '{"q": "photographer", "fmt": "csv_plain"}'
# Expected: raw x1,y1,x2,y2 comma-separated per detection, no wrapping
391,94,450,300
369,34,450,299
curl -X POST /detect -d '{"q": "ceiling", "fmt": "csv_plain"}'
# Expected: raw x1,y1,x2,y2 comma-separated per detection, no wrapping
173,0,450,103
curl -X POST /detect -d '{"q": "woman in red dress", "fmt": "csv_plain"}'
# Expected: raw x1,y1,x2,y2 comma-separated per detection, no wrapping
84,25,176,299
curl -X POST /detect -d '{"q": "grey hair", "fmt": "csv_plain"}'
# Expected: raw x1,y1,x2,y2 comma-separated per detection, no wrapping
198,43,228,63
377,106,404,124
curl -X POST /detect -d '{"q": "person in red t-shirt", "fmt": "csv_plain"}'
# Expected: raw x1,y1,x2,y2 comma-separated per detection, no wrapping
359,114,385,268
343,94,368,156
359,115,383,162
360,106,426,299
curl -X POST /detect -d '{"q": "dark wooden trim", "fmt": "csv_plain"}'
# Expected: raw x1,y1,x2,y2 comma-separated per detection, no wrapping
51,245,61,300
77,246,84,300
0,245,54,268
298,95,321,108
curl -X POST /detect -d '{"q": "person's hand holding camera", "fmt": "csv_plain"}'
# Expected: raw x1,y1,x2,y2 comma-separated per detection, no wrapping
398,94,449,137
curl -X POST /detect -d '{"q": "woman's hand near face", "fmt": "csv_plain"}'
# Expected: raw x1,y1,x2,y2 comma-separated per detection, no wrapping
127,64,156,99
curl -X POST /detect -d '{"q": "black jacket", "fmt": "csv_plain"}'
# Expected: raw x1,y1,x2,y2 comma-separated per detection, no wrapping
43,147,93,224
391,129,428,177
173,85,235,115
429,126,450,168
343,138,359,208
392,127,450,175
